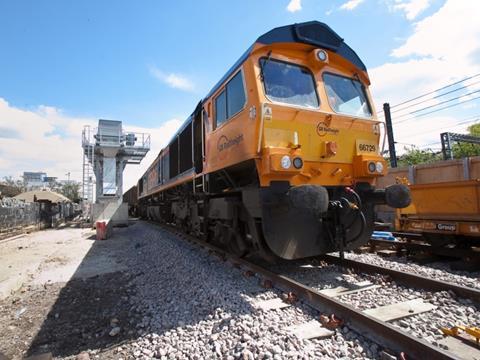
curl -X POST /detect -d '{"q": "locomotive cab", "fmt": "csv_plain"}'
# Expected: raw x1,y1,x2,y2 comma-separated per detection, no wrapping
245,22,410,259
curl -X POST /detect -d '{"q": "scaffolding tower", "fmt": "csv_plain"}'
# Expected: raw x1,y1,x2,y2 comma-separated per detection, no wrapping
82,126,95,204
81,120,150,225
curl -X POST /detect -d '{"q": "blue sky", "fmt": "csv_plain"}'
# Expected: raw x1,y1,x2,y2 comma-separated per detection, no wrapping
0,0,444,124
0,0,479,187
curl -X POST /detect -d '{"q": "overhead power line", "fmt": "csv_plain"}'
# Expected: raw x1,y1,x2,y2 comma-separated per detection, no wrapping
457,113,480,122
377,72,480,114
393,89,480,121
391,73,480,109
396,117,480,140
391,79,480,115
394,94,480,125
419,141,441,148
395,141,416,146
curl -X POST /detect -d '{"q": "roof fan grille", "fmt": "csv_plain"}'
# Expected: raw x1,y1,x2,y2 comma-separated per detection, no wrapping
295,23,343,51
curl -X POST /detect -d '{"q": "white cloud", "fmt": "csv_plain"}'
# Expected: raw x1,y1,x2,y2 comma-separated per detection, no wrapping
0,98,95,182
370,0,480,147
0,98,182,192
149,66,195,92
392,0,432,20
286,0,302,12
340,0,365,11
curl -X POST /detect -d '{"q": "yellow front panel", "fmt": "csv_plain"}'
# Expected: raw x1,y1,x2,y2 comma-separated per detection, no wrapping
264,118,379,163
258,102,383,186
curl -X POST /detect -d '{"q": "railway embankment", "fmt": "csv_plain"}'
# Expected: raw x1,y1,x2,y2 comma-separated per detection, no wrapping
0,221,378,359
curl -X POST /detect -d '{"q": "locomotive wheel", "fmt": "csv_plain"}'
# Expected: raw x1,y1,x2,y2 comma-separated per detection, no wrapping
243,211,278,263
226,224,248,258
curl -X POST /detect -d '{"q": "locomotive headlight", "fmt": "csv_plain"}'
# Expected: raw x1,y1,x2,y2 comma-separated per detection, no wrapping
281,155,292,169
375,161,384,173
317,49,328,62
368,161,376,173
293,157,303,169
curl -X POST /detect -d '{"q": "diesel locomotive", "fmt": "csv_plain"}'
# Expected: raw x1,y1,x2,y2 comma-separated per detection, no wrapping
136,21,410,260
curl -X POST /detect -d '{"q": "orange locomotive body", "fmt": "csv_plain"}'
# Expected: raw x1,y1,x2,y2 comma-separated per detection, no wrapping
137,22,409,260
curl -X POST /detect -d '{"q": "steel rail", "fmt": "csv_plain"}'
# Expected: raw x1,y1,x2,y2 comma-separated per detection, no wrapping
323,255,480,303
149,221,458,360
391,231,423,238
369,237,480,260
0,233,27,245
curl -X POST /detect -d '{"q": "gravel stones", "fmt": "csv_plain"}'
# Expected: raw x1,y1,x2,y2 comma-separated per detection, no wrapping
110,222,380,359
273,251,480,352
6,221,474,359
76,352,90,360
345,252,480,290
108,326,121,337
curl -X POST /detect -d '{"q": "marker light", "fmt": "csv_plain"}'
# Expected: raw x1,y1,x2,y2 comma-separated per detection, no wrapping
281,155,291,169
375,161,384,173
368,162,376,173
317,50,327,62
293,157,303,169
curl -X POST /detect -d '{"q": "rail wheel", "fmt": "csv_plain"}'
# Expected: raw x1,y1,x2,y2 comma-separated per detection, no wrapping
225,224,248,258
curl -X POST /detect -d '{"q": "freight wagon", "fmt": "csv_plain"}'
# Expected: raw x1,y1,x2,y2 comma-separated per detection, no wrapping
123,185,138,217
376,156,480,246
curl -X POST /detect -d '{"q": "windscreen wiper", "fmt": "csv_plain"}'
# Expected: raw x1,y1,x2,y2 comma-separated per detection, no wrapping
260,50,272,81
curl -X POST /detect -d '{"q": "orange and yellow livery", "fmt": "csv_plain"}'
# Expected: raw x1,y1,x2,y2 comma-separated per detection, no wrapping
136,21,410,260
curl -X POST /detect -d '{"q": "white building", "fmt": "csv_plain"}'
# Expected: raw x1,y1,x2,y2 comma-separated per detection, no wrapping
23,172,58,190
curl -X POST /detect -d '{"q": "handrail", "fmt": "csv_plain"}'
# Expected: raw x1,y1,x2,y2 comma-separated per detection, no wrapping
82,126,151,149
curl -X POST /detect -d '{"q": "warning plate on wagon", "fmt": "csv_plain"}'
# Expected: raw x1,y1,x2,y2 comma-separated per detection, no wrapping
356,139,378,155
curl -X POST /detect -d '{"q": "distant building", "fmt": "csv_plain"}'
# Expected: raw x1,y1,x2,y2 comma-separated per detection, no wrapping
23,172,58,190
23,172,47,190
45,176,58,184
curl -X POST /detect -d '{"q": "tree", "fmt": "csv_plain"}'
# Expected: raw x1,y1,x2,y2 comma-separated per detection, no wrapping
451,123,480,158
59,182,81,203
395,146,442,167
1,176,26,195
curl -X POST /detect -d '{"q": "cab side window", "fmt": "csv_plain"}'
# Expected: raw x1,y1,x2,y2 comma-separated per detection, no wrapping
215,90,227,127
227,71,246,117
214,70,246,129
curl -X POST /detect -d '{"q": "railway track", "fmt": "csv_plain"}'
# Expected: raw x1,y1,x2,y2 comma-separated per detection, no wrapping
368,233,480,262
321,254,480,303
152,222,474,360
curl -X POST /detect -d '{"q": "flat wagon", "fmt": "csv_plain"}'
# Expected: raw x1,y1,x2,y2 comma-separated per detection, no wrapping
377,157,480,245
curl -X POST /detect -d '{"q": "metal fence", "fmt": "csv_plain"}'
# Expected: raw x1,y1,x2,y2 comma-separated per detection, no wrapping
0,198,79,238
0,198,40,237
